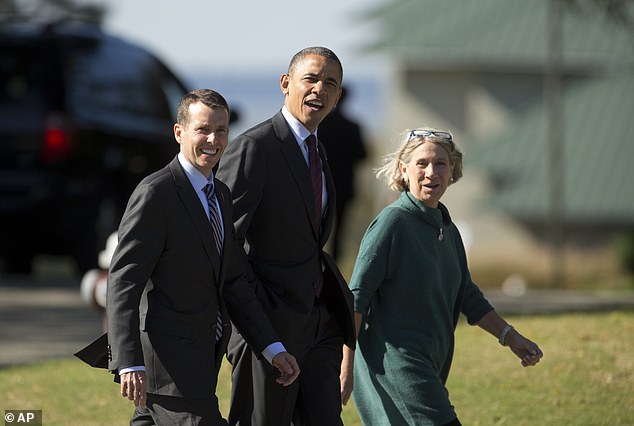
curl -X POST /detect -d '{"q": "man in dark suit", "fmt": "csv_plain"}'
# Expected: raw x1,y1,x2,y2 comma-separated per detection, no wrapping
106,89,243,425
217,47,355,425
318,86,367,262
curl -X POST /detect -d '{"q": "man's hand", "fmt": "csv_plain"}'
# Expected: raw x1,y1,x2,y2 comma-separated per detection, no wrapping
271,351,300,386
120,370,147,408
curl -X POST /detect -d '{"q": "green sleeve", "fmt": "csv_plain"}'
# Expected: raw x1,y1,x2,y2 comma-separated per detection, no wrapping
349,207,398,314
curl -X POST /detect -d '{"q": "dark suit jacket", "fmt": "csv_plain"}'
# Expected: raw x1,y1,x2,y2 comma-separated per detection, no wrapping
217,111,355,356
106,155,244,399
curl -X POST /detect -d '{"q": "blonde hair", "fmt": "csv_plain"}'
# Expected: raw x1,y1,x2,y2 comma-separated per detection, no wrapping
375,128,463,192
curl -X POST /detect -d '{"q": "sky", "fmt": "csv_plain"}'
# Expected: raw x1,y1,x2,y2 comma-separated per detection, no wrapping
91,0,390,134
98,0,388,80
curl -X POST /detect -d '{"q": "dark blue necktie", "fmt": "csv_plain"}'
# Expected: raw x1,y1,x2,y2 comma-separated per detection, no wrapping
203,181,224,341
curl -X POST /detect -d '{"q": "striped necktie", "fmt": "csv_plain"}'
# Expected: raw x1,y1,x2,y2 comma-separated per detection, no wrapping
305,135,324,297
203,181,224,341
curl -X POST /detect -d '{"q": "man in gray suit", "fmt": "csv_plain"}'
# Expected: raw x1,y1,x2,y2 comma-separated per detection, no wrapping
107,89,243,425
218,47,355,425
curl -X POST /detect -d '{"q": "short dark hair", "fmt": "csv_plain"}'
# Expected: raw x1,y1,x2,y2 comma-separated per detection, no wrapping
177,89,229,127
287,46,343,80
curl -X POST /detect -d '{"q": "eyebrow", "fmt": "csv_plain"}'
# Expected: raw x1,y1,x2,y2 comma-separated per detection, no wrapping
303,72,339,84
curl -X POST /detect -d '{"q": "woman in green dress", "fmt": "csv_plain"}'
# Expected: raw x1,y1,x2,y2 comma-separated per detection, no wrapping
340,129,543,425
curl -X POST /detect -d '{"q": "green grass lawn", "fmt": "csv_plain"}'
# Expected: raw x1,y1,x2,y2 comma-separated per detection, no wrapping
1,311,632,425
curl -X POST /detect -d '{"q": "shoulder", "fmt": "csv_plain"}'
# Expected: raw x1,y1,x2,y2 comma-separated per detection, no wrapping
366,197,425,242
227,118,278,153
136,162,172,191
381,196,419,224
242,117,275,139
363,199,410,238
239,111,286,142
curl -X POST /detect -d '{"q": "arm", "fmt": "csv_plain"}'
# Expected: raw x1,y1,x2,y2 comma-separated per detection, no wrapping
476,310,544,367
340,311,362,405
221,211,300,385
339,212,394,405
219,136,299,385
218,136,280,352
450,225,542,366
106,183,165,407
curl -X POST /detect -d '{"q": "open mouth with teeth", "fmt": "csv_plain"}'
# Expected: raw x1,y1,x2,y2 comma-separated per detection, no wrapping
420,182,443,196
201,148,220,156
305,99,324,110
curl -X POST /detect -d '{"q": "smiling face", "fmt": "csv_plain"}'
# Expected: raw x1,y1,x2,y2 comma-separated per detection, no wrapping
174,102,229,178
399,141,454,208
280,53,342,132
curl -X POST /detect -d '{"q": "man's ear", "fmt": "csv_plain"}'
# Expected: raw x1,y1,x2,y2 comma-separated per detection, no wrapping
280,74,290,95
173,123,183,144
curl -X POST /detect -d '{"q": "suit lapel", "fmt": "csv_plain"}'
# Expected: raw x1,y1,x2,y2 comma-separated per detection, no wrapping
272,112,321,239
169,157,222,280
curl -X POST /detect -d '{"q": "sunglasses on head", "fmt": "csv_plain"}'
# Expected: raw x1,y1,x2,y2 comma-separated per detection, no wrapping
408,129,453,143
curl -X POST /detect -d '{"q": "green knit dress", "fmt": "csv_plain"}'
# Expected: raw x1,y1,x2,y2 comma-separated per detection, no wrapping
350,191,493,425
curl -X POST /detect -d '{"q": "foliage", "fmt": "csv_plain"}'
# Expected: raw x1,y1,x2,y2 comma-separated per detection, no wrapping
615,231,634,276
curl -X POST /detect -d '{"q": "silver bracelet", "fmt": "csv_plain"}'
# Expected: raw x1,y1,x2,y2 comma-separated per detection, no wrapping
498,324,514,346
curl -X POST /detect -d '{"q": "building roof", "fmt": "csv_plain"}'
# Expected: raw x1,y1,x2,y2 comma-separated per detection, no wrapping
364,0,634,71
364,0,634,226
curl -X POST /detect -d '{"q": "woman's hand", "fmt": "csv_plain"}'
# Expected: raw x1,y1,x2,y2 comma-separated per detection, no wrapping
506,329,544,367
340,345,355,405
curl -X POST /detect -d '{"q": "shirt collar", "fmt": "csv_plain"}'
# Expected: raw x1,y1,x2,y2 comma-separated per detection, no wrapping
177,152,212,192
281,105,317,147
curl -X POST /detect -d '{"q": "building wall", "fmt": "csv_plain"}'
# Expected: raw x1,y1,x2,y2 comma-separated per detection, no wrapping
369,64,558,283
342,64,625,288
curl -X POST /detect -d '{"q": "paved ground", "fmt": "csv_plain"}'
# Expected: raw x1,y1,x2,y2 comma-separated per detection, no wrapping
485,288,634,315
0,276,103,368
1,274,634,368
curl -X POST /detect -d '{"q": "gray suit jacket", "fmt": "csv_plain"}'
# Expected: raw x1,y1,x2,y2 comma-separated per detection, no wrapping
217,111,355,355
106,155,244,399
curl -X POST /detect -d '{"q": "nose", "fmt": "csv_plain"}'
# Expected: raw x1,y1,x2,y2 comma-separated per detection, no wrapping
311,80,325,95
207,132,218,144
